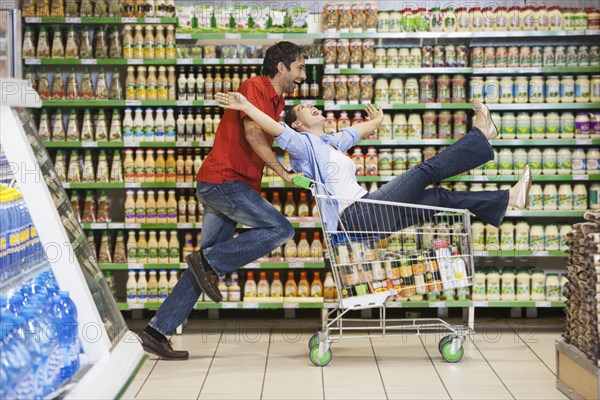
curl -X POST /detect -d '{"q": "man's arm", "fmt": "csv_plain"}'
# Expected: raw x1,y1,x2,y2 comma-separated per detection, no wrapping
243,118,296,183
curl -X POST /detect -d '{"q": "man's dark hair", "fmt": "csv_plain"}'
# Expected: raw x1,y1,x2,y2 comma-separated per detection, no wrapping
262,41,308,78
284,105,299,130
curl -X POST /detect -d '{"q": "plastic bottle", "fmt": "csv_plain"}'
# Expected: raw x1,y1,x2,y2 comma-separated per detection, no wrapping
545,225,560,251
244,271,257,298
471,271,486,300
530,270,545,301
499,221,515,251
284,271,298,297
158,269,169,302
558,184,573,210
147,231,158,264
486,269,501,301
126,270,137,303
500,268,516,301
168,269,178,294
137,231,148,263
270,272,283,297
515,268,531,301
256,272,270,298
543,184,558,210
147,270,158,302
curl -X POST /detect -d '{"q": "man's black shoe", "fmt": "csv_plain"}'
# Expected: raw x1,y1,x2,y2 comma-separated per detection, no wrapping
186,251,223,303
140,331,189,360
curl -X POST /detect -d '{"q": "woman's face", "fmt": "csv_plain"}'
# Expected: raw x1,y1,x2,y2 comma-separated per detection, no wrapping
290,104,324,130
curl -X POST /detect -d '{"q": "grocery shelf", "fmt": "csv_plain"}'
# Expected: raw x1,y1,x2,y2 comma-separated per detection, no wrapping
24,17,178,24
62,182,194,189
42,100,222,107
474,250,568,257
503,210,586,218
24,58,176,65
472,66,600,75
176,32,323,40
43,141,215,148
117,301,325,310
324,102,600,111
176,58,323,65
81,219,322,229
354,139,600,146
323,29,600,39
325,67,474,74
380,300,565,308
100,261,324,270
355,174,600,183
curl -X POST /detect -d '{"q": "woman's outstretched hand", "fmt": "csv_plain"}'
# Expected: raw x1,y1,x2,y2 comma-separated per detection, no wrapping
365,103,384,124
215,92,249,111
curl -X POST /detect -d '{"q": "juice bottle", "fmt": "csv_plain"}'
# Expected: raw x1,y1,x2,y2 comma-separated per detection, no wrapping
135,189,146,223
145,190,157,223
297,232,310,257
147,231,159,264
284,191,297,217
136,66,147,100
157,230,169,263
144,149,155,182
297,272,310,297
122,108,134,141
257,272,270,297
124,190,136,224
125,66,136,100
126,271,137,303
154,108,165,141
178,194,187,222
168,269,178,294
175,150,185,182
134,149,145,182
155,25,166,59
187,193,197,223
147,270,158,302
193,149,203,176
123,149,135,182
144,26,155,59
311,272,323,297
156,190,167,223
169,230,180,263
182,233,194,260
126,231,138,262
284,271,297,297
133,25,144,59
158,269,169,302
244,271,257,298
165,149,176,182
184,149,194,182
137,271,148,302
166,190,177,223
165,108,176,141
137,231,148,263
155,149,166,182
133,107,144,142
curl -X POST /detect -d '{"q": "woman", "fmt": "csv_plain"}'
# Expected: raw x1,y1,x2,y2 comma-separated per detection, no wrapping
215,92,531,234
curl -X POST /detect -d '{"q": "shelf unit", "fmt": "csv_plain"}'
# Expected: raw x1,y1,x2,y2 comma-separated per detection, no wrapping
24,17,179,24
22,14,600,321
100,261,325,270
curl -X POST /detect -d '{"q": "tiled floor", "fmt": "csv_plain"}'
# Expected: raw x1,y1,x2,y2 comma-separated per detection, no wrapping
129,316,568,400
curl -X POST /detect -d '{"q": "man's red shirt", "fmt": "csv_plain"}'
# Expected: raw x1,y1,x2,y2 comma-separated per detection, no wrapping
196,75,285,192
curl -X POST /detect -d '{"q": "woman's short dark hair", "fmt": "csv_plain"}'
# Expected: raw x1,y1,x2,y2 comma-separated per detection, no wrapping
284,105,300,130
262,41,308,78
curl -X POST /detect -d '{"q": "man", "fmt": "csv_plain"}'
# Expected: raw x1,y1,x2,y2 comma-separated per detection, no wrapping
139,42,307,359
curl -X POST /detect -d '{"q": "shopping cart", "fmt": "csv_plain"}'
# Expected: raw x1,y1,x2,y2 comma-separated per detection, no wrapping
293,176,475,366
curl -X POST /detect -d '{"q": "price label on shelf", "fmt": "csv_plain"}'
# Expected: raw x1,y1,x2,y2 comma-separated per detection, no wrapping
223,58,239,64
127,59,143,65
269,182,285,188
81,59,98,66
323,32,339,38
176,183,192,188
177,223,193,229
222,302,238,309
568,30,583,36
25,17,41,23
425,103,442,109
268,33,284,39
245,59,262,65
145,18,160,23
245,263,260,269
225,33,241,39
203,100,218,106
574,175,589,181
284,302,299,309
576,139,592,145
110,223,125,229
176,100,192,106
300,100,314,104
474,251,488,257
535,251,549,257
175,141,192,147
429,301,445,308
381,140,396,145
510,211,524,217
129,303,144,309
242,302,258,309
125,183,141,188
288,262,304,269
122,18,137,23
90,223,106,229
81,141,98,147
326,104,340,110
125,223,141,229
299,222,316,228
26,59,41,65
529,67,542,73
125,100,141,106
128,263,144,270
180,263,188,269
535,301,551,307
176,33,192,40
177,59,193,65
473,301,489,307
123,141,140,147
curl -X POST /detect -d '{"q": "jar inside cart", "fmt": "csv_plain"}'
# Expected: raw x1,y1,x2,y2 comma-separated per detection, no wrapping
516,112,531,139
469,76,484,102
528,148,542,175
560,75,575,103
575,75,591,103
471,272,486,301
557,148,572,175
545,274,560,301
513,76,529,103
529,225,545,252
485,268,500,301
572,148,587,174
575,112,590,137
500,268,516,301
560,112,575,138
543,184,558,210
542,148,557,175
515,268,531,301
528,76,545,103
530,269,545,301
587,148,599,172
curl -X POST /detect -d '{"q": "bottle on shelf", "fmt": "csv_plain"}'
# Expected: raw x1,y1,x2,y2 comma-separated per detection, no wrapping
297,271,310,297
147,270,158,302
168,269,178,294
257,272,270,298
137,271,148,303
158,269,169,302
98,231,112,263
284,271,297,297
127,231,138,262
147,230,159,264
137,231,148,263
169,230,180,263
311,272,323,297
323,272,336,301
218,276,228,301
271,272,283,297
229,273,241,301
126,270,137,304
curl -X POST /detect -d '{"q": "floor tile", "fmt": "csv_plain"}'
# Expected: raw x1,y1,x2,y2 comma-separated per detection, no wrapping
136,385,200,400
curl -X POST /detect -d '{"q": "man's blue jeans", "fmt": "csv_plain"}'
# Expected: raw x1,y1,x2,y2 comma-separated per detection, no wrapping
148,180,294,336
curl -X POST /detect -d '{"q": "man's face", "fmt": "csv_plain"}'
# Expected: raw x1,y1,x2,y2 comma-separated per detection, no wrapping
280,57,307,94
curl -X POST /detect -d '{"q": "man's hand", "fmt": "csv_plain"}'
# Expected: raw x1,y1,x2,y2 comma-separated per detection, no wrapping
281,171,303,184
215,92,250,111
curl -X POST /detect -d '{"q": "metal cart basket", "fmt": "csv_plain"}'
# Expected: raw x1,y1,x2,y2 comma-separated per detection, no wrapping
294,177,474,366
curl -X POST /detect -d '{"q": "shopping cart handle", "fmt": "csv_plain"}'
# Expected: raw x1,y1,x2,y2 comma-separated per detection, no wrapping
293,175,312,189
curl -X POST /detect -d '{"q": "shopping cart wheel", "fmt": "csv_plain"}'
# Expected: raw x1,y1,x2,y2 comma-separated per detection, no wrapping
308,334,319,350
440,341,464,363
438,335,453,354
309,346,332,367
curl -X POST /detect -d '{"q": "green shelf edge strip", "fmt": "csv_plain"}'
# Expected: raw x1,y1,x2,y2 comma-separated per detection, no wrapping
100,262,325,270
25,17,178,23
324,103,600,111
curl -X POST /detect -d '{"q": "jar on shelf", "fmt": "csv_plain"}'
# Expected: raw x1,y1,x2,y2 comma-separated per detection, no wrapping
529,225,545,252
545,76,560,103
542,148,558,175
470,47,484,68
407,148,422,168
499,77,514,104
557,148,572,175
469,76,484,102
530,270,546,301
378,149,393,176
386,47,398,68
513,76,529,104
573,184,588,210
548,6,563,30
516,269,531,301
419,75,435,103
575,113,590,137
404,77,418,104
528,148,542,175
513,148,528,172
545,274,560,301
575,75,591,103
559,76,575,103
436,75,451,103
392,149,407,174
498,149,514,175
486,269,501,301
456,7,470,31
501,113,516,139
516,112,531,139
543,46,555,66
515,221,530,251
409,48,422,68
500,221,515,251
528,76,545,103
472,271,486,301
529,184,543,210
453,110,467,139
535,6,550,30
495,46,508,67
531,112,545,139
590,184,600,209
560,112,575,138
389,78,403,103
567,45,578,66
590,46,600,66
451,75,466,103
587,148,599,172
572,148,586,174
531,46,543,67
557,184,572,210
484,76,499,104
374,47,386,68
519,46,532,67
546,112,561,138
499,268,515,301
591,75,600,102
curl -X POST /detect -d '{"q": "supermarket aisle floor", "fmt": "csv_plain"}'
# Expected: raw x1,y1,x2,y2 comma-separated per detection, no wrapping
129,317,567,400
